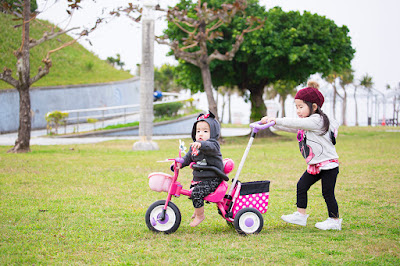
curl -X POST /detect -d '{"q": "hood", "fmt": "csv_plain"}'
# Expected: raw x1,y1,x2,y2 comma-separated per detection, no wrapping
191,111,220,141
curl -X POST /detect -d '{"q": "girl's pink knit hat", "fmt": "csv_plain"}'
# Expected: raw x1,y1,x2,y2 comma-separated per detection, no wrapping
295,81,324,108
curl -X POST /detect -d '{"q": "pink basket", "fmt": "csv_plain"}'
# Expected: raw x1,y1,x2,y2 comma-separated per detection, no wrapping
232,192,269,216
231,180,270,216
148,172,173,192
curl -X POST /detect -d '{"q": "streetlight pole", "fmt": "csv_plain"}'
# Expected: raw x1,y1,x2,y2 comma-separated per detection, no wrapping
133,0,159,151
371,87,386,126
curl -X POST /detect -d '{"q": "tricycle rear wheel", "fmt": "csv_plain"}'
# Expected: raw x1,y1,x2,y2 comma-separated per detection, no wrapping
234,208,263,235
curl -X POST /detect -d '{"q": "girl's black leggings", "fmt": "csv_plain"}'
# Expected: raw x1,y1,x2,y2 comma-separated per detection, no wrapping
296,167,340,218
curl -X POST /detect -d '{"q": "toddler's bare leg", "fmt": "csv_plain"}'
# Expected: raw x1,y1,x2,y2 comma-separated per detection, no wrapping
190,207,205,227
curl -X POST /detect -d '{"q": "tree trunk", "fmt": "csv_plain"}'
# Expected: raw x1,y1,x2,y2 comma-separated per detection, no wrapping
8,87,32,153
280,94,287,117
221,93,226,123
249,84,274,137
332,84,337,120
342,91,347,126
249,85,266,121
228,90,232,124
354,87,358,126
367,92,371,124
9,0,32,153
199,63,219,121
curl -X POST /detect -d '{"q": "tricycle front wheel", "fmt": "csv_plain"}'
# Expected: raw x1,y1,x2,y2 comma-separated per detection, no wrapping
145,200,181,234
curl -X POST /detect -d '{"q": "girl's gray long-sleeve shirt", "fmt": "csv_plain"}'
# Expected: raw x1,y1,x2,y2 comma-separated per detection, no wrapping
274,114,339,169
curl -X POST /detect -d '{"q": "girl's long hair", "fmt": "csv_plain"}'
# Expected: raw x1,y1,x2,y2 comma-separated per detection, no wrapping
305,101,330,135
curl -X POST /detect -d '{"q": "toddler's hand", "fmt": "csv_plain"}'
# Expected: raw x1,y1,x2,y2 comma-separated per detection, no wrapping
191,142,201,150
171,162,182,172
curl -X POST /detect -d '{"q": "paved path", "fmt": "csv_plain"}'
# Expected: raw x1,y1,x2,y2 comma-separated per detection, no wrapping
0,127,251,146
1,113,252,146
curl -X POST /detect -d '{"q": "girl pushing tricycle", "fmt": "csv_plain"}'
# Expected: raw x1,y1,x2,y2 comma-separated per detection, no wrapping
145,112,275,235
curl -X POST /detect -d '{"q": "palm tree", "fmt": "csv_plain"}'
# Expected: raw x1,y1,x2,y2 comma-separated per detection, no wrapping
360,74,374,125
337,69,354,126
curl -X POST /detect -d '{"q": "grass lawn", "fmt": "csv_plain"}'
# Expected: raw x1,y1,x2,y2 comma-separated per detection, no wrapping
0,127,399,264
0,13,132,90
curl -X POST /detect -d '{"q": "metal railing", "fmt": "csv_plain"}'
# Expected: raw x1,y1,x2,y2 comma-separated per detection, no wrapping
46,95,191,134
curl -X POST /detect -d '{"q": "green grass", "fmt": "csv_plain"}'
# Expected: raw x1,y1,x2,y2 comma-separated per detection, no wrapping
102,122,140,130
0,13,133,90
0,127,399,264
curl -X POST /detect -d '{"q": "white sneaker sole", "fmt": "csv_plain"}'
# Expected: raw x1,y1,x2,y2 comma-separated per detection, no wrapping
315,225,341,230
281,216,307,226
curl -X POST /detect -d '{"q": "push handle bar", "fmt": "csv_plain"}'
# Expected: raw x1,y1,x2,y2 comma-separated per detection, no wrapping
249,121,276,133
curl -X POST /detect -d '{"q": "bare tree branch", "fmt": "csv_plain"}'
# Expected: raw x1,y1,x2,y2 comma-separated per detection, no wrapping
0,68,18,88
181,42,199,51
180,20,197,29
171,19,196,35
30,58,52,85
29,27,80,49
208,18,264,63
205,19,224,35
47,39,77,59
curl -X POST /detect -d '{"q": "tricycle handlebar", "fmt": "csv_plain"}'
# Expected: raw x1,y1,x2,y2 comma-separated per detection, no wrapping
249,121,276,133
174,157,184,164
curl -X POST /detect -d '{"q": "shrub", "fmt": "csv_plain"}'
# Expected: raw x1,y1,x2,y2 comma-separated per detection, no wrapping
87,118,99,130
154,101,184,118
45,111,69,135
85,61,94,71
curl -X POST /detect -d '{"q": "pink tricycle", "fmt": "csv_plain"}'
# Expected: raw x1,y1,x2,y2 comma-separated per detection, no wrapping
145,121,275,235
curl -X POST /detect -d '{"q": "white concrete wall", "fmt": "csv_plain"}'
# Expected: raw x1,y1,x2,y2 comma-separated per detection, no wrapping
0,78,139,133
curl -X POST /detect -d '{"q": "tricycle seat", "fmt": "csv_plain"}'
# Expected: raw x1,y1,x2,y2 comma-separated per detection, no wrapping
204,180,228,202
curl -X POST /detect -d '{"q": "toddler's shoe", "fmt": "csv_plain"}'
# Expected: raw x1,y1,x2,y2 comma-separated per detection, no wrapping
281,211,309,226
315,218,342,230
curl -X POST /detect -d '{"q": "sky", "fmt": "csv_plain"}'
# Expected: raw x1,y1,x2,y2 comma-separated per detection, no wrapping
37,0,400,92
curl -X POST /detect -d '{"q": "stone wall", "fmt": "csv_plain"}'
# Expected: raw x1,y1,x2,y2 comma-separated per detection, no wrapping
0,78,139,133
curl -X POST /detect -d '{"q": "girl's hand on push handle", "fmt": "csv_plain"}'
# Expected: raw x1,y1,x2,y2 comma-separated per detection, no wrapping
261,116,276,124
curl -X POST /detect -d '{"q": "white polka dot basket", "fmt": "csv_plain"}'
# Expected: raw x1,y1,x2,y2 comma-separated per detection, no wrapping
232,180,270,216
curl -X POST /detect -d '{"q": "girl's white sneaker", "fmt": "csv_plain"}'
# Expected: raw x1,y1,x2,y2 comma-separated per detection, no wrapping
281,211,309,226
315,218,342,230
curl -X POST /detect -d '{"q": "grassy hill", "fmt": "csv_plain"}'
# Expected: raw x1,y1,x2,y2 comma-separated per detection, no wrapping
0,13,133,90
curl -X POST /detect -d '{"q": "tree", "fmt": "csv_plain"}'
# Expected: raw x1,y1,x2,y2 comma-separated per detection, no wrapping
158,0,263,122
45,110,69,135
173,5,355,135
326,72,340,120
354,74,372,126
268,80,298,117
360,74,374,125
0,0,101,153
337,68,354,126
387,83,400,125
0,0,37,13
154,64,182,92
106,53,125,70
217,86,236,123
